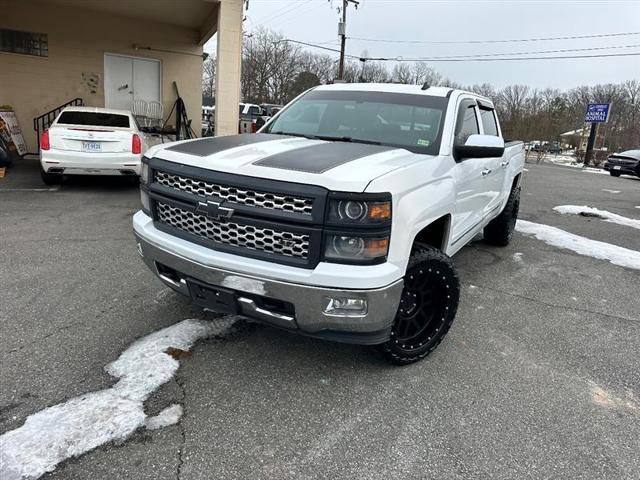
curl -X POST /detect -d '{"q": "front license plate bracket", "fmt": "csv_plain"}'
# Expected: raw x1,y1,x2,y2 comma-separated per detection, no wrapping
187,279,239,314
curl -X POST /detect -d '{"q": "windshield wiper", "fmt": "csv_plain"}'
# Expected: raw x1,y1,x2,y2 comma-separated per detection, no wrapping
313,135,382,146
270,131,315,140
271,132,382,146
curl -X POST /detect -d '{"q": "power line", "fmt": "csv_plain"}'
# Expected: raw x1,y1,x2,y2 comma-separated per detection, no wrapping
282,39,362,59
392,52,640,62
259,0,313,25
400,43,640,60
349,31,640,45
283,38,640,62
269,0,326,29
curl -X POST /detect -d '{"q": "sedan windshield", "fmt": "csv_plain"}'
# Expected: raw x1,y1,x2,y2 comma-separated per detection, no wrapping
611,150,640,161
264,89,448,155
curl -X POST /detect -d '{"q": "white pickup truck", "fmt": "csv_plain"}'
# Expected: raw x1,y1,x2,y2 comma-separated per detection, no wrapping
133,84,524,364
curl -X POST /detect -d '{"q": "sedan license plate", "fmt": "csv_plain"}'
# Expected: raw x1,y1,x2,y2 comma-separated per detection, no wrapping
82,141,101,152
613,165,621,170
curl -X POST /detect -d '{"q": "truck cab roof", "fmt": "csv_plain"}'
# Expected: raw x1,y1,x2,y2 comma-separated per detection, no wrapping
313,83,494,107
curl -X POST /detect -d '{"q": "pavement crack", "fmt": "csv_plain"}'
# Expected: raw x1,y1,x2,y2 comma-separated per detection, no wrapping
470,284,638,323
175,376,187,480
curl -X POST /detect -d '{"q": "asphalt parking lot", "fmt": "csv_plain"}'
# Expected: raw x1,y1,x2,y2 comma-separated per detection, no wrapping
1,159,639,479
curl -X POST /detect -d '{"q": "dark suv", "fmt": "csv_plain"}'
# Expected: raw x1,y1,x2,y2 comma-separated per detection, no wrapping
604,149,640,178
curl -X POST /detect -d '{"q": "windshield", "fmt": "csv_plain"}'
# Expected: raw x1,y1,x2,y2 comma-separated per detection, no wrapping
612,150,640,160
264,89,448,154
57,111,130,128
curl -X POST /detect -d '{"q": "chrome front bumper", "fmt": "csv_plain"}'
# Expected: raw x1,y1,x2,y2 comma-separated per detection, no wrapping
135,233,404,345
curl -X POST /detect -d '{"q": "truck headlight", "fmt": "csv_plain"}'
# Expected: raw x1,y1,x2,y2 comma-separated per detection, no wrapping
140,157,150,185
326,194,391,225
140,188,151,215
324,235,389,263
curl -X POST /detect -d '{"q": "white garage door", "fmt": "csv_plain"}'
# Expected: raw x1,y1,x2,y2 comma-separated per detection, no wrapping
104,53,161,110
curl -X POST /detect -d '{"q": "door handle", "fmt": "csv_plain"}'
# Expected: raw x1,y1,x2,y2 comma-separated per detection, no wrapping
481,168,492,176
118,83,129,91
500,160,510,167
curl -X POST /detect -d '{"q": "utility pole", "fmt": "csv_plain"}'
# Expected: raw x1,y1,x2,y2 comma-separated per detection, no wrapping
337,0,359,80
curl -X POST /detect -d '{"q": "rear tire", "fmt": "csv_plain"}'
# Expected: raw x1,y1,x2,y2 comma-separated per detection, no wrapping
40,166,62,185
483,186,520,246
377,247,460,366
609,171,621,177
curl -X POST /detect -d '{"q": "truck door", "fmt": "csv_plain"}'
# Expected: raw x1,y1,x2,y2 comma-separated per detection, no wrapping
451,99,494,245
477,103,507,215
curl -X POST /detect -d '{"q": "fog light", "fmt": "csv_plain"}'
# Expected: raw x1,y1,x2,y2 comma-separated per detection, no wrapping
323,297,368,317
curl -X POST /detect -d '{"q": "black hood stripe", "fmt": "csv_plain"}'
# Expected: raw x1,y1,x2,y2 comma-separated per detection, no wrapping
253,142,397,174
166,133,289,156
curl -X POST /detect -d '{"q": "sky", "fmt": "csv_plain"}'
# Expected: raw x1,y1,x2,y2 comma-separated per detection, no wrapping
205,0,640,90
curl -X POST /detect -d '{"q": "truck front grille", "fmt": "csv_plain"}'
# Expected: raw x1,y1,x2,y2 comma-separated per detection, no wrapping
155,170,313,215
156,202,310,259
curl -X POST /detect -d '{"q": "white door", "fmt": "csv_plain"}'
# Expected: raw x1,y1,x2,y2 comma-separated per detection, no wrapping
477,106,506,215
132,58,161,104
104,54,134,110
104,54,161,110
451,100,493,244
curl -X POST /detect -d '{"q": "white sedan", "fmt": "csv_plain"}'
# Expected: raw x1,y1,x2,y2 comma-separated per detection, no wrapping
39,106,159,185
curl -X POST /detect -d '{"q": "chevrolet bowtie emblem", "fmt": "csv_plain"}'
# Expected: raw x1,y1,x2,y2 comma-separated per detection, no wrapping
195,199,235,220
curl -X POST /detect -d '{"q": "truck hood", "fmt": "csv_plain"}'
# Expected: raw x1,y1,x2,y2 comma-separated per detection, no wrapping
150,133,426,192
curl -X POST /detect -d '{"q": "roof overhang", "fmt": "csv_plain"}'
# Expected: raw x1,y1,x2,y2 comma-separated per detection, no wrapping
31,0,220,44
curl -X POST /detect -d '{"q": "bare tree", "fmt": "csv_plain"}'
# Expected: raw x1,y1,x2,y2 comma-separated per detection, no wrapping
202,55,216,98
391,63,413,84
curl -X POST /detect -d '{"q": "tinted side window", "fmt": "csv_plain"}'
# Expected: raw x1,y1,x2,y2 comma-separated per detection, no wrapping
455,104,478,145
480,108,498,136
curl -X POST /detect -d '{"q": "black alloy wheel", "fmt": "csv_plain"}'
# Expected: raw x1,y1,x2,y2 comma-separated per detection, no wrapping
378,246,460,365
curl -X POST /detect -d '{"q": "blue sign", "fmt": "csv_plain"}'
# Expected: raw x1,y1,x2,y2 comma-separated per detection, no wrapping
584,103,611,123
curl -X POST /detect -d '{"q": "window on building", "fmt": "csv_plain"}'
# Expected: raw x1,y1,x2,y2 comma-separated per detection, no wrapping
1,29,48,57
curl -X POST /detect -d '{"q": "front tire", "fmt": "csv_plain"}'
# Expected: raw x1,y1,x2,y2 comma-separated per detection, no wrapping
40,166,62,185
378,247,460,366
484,186,520,246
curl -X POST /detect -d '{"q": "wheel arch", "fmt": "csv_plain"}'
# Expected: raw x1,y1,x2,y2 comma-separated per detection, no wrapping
411,214,452,252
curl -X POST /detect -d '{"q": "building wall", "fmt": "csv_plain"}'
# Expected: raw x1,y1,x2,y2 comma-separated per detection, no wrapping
0,1,205,152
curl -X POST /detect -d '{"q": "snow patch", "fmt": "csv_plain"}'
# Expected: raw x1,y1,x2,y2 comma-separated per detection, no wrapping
515,220,640,270
0,318,235,480
582,168,609,175
602,189,621,194
513,252,524,263
553,205,640,230
221,275,266,296
144,404,183,430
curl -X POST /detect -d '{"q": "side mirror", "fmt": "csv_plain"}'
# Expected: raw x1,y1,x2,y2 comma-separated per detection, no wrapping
454,134,505,161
